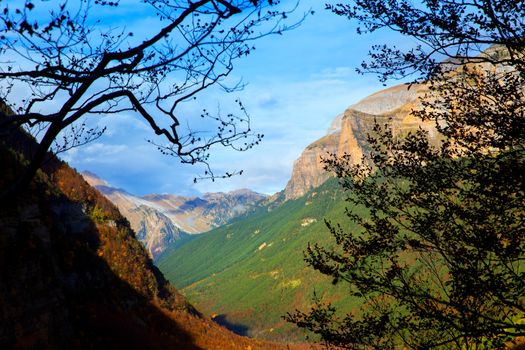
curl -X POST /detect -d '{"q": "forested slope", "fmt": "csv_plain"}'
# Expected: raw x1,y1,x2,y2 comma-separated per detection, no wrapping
158,179,364,341
0,118,298,350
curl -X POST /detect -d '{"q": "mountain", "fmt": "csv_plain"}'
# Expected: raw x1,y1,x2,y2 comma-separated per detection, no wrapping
81,171,188,259
82,171,266,258
157,179,351,342
283,46,512,201
284,83,437,200
141,188,267,232
157,82,442,341
0,113,311,349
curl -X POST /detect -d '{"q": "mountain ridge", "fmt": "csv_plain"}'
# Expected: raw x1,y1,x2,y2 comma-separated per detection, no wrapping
283,83,437,200
82,171,267,258
158,81,443,341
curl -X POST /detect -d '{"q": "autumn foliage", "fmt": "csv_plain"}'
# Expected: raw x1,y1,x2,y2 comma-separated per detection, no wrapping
0,123,299,349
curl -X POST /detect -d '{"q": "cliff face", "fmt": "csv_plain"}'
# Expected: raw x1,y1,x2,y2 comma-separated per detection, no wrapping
131,205,184,257
284,84,438,200
82,172,266,258
140,190,266,233
81,173,186,259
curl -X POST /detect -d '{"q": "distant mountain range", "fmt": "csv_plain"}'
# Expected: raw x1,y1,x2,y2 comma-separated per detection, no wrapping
82,82,439,262
82,171,266,258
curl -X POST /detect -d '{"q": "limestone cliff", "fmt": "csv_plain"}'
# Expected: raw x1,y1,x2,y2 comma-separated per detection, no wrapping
284,83,437,200
82,172,266,258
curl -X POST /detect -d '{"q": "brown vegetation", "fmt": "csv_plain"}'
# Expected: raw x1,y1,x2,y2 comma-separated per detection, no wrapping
0,128,308,349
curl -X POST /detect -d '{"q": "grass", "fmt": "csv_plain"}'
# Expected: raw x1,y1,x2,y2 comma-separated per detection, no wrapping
157,178,366,342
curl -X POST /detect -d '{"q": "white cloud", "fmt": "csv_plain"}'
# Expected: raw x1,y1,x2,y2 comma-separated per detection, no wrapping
312,67,356,79
62,64,393,196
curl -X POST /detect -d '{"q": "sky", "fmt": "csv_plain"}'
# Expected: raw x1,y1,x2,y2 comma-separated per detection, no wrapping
59,0,414,196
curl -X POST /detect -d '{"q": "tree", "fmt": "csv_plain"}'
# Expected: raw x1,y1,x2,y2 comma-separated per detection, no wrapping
0,0,302,198
287,1,525,348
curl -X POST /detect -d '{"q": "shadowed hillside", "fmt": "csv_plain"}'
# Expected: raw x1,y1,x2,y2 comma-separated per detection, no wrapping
0,116,305,349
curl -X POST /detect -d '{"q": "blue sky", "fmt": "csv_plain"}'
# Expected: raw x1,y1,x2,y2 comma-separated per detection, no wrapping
61,0,413,196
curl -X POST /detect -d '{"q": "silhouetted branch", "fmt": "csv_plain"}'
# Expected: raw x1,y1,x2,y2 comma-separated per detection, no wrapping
0,0,305,198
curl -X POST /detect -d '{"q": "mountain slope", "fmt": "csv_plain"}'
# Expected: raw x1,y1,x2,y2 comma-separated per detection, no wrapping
81,172,189,259
157,82,441,342
142,189,267,233
82,171,266,258
157,179,364,342
0,123,300,349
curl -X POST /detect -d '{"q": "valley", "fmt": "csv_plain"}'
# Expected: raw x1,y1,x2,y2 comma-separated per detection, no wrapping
2,1,522,348
94,82,441,342
158,179,358,341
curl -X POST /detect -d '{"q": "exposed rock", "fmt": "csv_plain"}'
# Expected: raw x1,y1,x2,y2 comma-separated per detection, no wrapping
80,170,109,187
81,173,186,259
133,205,183,258
82,172,267,258
300,218,317,227
139,188,266,234
284,84,437,200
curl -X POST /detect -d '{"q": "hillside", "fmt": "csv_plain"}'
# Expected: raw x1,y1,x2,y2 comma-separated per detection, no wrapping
0,124,304,349
82,171,266,258
157,178,364,341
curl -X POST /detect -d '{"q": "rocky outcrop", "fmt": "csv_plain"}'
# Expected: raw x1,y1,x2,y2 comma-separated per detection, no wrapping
81,173,187,259
200,189,268,226
82,172,266,258
284,84,437,200
139,189,267,234
133,206,184,257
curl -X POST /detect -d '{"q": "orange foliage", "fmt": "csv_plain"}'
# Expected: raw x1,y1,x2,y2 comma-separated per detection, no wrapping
1,139,314,349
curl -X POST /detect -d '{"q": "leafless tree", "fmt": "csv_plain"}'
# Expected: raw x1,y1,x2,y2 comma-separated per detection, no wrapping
0,0,303,197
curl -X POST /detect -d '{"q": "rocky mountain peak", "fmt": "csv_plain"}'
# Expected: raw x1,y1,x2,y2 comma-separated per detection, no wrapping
283,83,435,200
350,83,418,115
81,170,110,187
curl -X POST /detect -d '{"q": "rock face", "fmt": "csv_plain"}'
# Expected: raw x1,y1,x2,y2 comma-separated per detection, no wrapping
284,84,438,200
81,172,186,259
141,189,267,233
82,172,266,258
